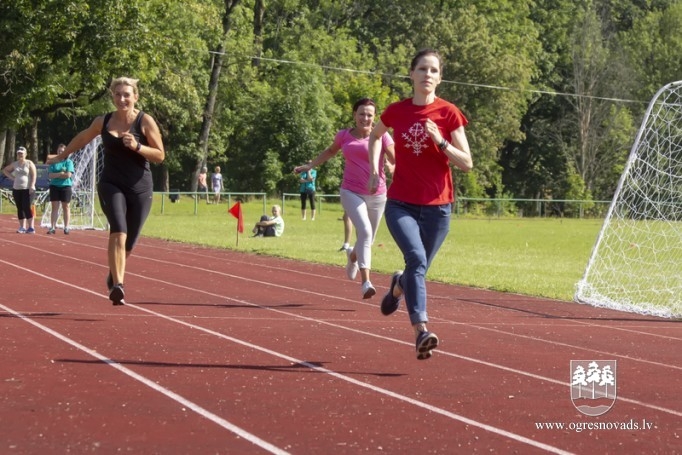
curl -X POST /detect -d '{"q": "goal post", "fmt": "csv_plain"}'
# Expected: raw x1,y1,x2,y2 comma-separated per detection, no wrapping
40,135,107,231
575,80,682,319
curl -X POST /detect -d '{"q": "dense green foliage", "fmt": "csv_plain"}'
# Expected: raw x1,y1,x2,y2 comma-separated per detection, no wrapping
1,0,681,208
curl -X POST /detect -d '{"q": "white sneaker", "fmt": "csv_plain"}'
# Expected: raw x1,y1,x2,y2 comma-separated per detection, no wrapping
345,247,358,281
361,281,376,299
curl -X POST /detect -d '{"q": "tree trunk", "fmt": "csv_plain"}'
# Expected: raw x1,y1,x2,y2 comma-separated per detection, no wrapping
253,0,264,67
192,0,242,192
0,130,6,166
30,117,39,163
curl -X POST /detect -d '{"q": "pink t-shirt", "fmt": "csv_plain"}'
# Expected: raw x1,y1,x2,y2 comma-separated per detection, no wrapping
380,97,468,205
334,129,394,195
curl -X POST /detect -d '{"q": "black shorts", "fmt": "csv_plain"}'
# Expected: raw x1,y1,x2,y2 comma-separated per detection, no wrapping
49,185,73,203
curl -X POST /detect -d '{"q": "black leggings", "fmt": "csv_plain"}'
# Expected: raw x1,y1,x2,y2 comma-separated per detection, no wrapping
256,215,276,237
13,189,33,220
98,181,153,252
300,191,315,210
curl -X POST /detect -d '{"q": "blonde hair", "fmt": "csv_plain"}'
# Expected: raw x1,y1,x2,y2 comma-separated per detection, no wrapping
109,77,139,96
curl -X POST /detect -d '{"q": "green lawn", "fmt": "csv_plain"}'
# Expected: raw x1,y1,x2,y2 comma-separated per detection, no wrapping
142,195,603,302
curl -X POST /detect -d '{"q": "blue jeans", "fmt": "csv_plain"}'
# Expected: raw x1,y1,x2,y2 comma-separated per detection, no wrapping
384,200,451,325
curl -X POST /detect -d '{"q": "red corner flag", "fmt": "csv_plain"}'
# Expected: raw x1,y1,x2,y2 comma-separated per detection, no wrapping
228,201,244,233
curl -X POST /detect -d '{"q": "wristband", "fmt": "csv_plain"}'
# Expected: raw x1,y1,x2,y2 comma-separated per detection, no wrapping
135,142,142,152
439,138,449,151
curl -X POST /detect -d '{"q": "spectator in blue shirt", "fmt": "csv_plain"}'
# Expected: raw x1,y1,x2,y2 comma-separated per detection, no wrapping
47,143,75,234
299,161,316,220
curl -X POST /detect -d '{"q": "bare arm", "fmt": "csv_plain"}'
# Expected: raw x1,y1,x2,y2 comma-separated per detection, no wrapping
446,126,473,172
383,143,396,175
136,113,165,164
424,119,473,172
28,161,37,190
48,170,72,179
48,117,104,164
368,120,389,193
2,163,14,179
293,142,340,174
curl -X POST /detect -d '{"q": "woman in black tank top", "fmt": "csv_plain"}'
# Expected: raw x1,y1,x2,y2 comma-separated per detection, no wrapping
47,77,165,305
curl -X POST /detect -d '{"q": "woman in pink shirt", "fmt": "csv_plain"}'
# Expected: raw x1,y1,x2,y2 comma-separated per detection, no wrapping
368,49,473,360
294,98,395,299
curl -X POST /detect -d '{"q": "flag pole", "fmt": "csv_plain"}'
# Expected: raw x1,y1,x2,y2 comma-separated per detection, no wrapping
229,201,244,247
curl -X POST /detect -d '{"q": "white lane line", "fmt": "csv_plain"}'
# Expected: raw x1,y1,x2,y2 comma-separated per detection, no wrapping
0,301,290,455
0,259,572,454
1,240,681,420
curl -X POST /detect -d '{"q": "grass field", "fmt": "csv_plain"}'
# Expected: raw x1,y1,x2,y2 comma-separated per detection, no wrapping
140,195,604,302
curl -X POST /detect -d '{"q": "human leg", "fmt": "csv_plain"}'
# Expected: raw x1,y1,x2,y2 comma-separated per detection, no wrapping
384,201,450,324
62,187,72,232
339,212,353,251
341,190,386,298
49,201,59,232
13,189,29,231
98,182,129,302
387,201,450,359
253,215,269,236
49,186,59,230
109,232,127,285
123,189,153,252
309,192,316,220
27,193,35,231
300,193,307,219
384,201,426,323
62,202,71,232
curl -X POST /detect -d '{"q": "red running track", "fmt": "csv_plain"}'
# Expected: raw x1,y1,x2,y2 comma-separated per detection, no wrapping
0,214,680,454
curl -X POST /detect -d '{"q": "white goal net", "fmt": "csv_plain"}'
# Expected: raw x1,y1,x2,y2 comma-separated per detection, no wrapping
575,81,682,319
40,135,107,230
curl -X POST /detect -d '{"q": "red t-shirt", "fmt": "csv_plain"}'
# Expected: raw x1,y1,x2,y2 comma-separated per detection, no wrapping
380,97,468,205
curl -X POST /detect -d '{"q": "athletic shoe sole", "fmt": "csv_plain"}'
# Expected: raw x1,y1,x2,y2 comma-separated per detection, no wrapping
362,283,376,299
380,271,403,315
345,247,358,281
416,331,439,360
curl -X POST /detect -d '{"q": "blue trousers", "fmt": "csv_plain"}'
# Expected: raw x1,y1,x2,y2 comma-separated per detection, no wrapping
384,200,451,325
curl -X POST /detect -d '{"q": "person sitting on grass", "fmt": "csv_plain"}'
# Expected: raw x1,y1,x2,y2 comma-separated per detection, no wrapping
252,205,285,237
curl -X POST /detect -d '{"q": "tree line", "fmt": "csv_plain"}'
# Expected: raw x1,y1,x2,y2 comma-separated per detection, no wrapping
1,0,680,209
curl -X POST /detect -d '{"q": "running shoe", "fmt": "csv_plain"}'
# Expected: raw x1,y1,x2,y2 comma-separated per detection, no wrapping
361,281,376,299
47,228,56,235
416,330,439,360
26,228,35,234
63,228,70,235
109,283,125,306
345,247,358,281
380,271,403,315
16,227,26,234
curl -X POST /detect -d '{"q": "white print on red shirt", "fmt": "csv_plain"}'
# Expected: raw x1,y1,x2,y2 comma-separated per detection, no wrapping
403,122,429,156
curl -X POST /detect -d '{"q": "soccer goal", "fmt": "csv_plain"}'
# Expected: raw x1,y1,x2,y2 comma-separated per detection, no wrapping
575,80,682,319
40,135,107,231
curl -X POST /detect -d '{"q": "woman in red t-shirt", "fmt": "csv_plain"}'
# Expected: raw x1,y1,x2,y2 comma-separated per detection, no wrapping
368,48,473,360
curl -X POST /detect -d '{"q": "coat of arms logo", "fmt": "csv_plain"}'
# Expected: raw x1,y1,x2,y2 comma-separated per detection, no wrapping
570,360,617,416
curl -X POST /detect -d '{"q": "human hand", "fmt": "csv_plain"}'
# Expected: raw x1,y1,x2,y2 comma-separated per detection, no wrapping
122,132,139,151
424,118,444,144
368,173,379,194
293,164,309,174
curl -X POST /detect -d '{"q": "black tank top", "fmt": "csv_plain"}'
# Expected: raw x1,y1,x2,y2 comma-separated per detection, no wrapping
100,111,152,192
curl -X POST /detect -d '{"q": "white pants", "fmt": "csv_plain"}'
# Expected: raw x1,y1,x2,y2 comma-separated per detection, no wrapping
340,188,387,271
